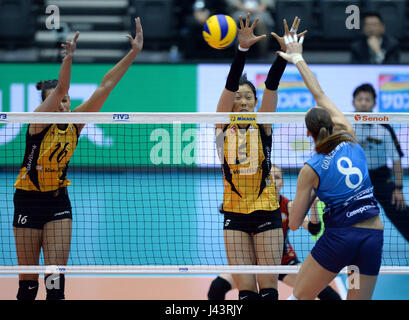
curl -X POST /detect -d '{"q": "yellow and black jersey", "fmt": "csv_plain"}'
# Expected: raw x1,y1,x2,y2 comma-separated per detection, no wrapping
216,123,279,214
14,124,79,192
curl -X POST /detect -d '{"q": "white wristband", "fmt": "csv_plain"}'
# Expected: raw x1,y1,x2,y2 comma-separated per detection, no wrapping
292,54,304,65
238,45,249,52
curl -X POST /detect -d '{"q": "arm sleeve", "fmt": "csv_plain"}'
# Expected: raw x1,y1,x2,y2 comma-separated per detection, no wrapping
264,55,287,91
225,48,247,92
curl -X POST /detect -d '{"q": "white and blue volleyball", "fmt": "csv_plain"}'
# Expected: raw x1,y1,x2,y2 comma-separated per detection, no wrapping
202,14,238,50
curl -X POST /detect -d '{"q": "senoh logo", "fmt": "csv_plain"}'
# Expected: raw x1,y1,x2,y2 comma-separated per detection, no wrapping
0,113,7,121
354,114,389,122
113,113,130,121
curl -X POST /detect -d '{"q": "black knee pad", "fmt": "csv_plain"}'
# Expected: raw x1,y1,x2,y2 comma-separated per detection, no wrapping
17,280,39,301
317,286,342,300
45,274,65,300
278,273,287,282
239,290,259,301
259,288,278,300
208,276,232,300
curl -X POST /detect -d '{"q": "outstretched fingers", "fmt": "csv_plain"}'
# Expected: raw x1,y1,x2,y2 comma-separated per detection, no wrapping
239,15,245,30
125,17,144,52
297,30,308,39
250,17,259,31
135,17,143,37
290,16,298,32
283,19,290,35
245,12,250,28
72,31,80,44
270,32,280,41
253,34,267,44
61,31,79,57
295,17,301,31
290,17,301,33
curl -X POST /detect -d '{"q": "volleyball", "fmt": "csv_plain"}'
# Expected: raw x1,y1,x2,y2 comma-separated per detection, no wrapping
202,14,238,50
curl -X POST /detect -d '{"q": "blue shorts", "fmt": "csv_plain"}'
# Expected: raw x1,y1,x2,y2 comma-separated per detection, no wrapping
311,226,383,276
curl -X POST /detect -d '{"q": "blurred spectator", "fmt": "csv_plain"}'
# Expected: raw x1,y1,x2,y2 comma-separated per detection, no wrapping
350,12,400,64
226,0,275,59
179,0,228,59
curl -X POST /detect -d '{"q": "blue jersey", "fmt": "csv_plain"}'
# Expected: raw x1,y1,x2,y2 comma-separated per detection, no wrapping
306,141,380,227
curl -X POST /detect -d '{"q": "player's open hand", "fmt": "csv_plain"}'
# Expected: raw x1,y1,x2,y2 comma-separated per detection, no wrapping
276,27,305,65
271,16,307,52
61,31,80,58
237,12,267,49
126,17,143,54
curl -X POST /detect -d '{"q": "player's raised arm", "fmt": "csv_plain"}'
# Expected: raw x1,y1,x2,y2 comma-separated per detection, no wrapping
216,13,266,120
277,33,355,138
73,17,143,114
259,17,307,113
34,31,79,113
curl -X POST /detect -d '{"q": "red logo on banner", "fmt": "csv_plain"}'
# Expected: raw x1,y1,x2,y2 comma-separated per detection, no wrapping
354,114,389,122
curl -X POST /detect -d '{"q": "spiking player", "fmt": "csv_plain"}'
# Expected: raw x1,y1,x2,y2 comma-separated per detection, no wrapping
278,22,383,300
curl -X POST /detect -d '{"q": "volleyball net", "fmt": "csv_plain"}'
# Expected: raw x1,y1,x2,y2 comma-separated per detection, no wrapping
0,112,408,274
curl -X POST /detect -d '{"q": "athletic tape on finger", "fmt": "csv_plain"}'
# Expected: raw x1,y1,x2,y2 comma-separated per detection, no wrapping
299,36,304,44
284,35,290,45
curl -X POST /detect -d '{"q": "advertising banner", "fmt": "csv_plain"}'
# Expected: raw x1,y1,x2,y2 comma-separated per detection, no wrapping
198,64,409,168
0,64,197,166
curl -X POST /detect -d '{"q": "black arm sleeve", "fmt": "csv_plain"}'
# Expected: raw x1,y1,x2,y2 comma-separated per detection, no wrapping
225,49,247,92
264,55,287,91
